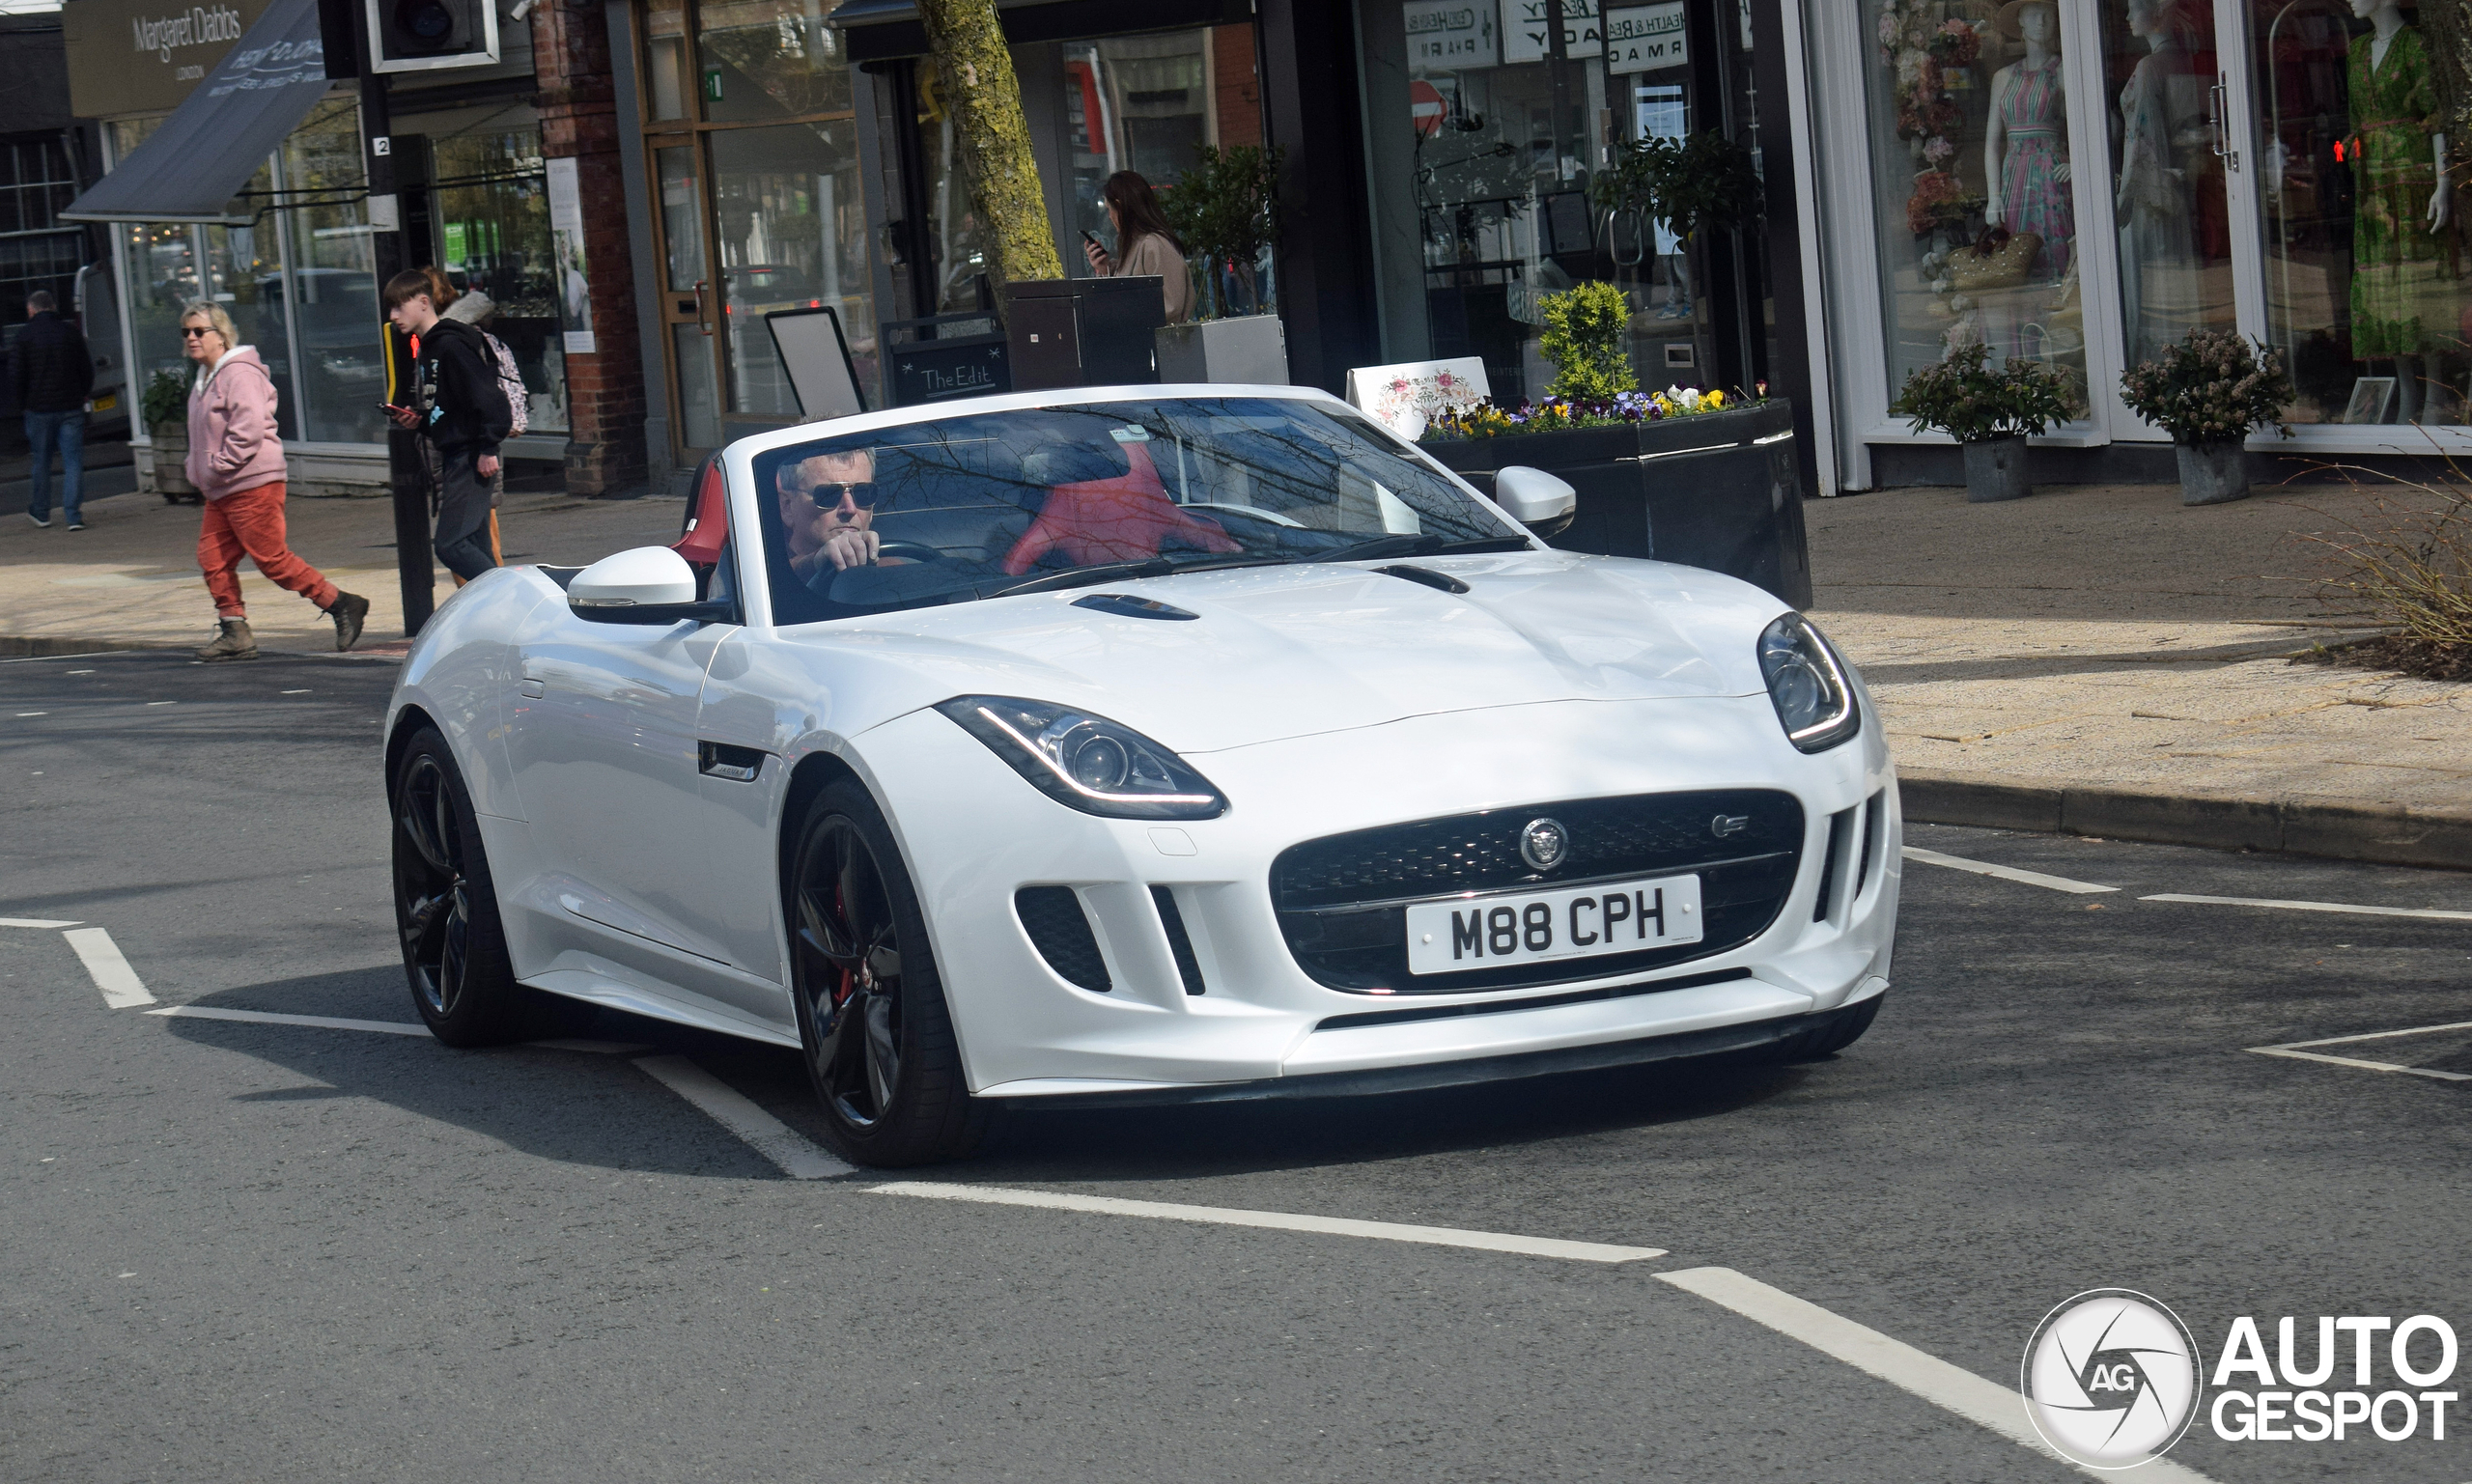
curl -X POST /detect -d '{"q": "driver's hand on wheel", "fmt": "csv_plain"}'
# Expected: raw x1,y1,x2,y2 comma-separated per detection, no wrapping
823,526,881,571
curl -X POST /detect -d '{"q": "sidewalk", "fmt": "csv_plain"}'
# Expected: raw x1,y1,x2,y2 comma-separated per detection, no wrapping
1809,480,2472,867
0,480,683,657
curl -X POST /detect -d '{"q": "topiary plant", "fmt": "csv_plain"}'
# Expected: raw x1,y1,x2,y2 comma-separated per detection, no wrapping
141,368,190,431
1537,282,1637,402
1164,143,1284,320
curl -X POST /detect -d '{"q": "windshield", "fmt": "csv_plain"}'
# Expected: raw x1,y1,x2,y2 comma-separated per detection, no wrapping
752,397,1524,623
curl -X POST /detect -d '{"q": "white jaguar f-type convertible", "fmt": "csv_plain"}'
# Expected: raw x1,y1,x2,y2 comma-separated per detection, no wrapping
384,385,1899,1165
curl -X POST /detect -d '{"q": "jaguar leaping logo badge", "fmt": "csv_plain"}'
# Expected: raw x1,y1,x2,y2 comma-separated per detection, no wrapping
1519,818,1569,872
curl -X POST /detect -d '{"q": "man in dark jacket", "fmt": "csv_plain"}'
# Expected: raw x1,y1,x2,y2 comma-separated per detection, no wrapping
381,270,511,581
13,291,96,530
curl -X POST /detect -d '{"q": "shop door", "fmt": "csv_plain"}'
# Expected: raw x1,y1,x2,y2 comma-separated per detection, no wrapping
654,142,726,455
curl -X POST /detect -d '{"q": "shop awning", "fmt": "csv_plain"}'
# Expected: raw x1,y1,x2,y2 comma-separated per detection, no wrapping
60,0,333,224
831,0,1254,63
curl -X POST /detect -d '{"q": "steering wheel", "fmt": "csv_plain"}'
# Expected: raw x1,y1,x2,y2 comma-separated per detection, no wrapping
875,541,946,564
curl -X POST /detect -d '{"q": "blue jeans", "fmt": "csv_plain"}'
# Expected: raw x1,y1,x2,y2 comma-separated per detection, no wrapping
25,410,86,523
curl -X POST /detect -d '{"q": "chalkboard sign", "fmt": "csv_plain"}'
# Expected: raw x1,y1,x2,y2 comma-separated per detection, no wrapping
887,333,1012,406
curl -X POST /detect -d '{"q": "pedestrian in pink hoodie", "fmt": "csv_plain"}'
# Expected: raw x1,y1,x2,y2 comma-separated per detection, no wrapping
180,301,367,660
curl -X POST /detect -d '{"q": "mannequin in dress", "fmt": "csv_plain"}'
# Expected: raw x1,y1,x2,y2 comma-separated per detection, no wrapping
1984,0,2074,281
2116,0,2200,365
2348,0,2454,422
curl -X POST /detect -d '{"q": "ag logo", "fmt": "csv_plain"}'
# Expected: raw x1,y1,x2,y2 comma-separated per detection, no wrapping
2022,1289,2202,1469
1518,818,1569,872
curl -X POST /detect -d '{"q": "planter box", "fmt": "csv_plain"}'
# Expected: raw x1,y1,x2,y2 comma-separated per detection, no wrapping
1155,315,1289,384
1419,400,1812,606
148,424,195,497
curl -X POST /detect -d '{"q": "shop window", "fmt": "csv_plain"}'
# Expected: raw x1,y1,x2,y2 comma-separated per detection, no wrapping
710,123,869,416
2248,0,2468,426
913,59,995,313
697,0,853,125
0,138,85,340
276,99,382,446
1866,1,2092,413
647,0,692,123
432,127,568,434
1063,29,1260,274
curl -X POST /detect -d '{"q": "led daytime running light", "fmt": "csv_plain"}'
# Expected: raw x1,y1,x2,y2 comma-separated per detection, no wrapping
972,705,1218,809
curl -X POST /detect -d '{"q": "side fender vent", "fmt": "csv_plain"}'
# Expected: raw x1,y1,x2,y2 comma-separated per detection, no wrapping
1150,885,1206,995
1016,886,1110,992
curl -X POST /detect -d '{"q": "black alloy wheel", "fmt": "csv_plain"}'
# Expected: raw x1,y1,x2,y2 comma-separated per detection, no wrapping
391,727,522,1046
787,780,986,1165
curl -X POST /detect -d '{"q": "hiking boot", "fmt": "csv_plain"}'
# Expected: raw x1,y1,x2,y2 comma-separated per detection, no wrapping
196,617,258,662
326,590,370,652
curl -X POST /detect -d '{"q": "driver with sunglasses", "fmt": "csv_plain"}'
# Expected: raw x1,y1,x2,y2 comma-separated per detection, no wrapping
775,450,895,579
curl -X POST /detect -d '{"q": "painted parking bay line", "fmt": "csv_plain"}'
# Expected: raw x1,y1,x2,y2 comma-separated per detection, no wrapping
1656,1267,2222,1484
634,1054,855,1180
1899,847,2118,895
0,916,82,928
63,927,154,1008
149,1005,432,1036
2143,892,2472,922
871,1182,1667,1263
2248,1019,2472,1083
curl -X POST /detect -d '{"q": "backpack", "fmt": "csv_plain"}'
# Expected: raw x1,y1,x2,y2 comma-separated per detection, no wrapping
480,330,528,435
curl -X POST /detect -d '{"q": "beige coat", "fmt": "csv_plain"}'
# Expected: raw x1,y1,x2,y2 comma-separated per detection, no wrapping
1109,233,1193,324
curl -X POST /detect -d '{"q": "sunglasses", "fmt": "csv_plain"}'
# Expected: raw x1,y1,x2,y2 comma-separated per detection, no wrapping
807,481,879,510
181,326,216,339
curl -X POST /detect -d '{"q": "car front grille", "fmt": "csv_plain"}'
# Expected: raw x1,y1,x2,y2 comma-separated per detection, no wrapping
1272,788,1805,994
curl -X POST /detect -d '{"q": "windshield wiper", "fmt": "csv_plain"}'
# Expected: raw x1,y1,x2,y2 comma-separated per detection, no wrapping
1309,533,1535,563
992,552,1289,599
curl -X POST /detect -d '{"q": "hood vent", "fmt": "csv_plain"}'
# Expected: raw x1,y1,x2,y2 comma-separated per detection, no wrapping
1072,593,1200,621
1371,564,1471,595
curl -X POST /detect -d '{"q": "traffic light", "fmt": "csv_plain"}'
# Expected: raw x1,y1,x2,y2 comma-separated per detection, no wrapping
364,0,499,72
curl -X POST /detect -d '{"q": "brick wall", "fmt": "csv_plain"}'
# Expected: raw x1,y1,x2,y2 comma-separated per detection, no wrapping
1212,25,1262,149
531,0,646,496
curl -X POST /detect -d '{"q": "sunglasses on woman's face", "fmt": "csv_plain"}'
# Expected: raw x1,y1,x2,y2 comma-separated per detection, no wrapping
182,326,214,339
809,481,879,510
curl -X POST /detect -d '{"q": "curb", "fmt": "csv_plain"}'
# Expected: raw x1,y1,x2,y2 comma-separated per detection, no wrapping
1899,769,2472,872
0,636,158,658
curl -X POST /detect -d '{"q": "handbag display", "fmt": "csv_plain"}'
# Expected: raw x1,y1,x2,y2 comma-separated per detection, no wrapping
1949,228,2044,292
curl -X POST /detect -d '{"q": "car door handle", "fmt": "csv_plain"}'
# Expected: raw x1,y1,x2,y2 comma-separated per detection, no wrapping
517,678,547,698
699,740,767,782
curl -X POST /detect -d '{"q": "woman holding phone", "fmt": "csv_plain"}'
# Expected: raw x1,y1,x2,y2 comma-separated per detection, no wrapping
1081,171,1192,324
181,300,367,661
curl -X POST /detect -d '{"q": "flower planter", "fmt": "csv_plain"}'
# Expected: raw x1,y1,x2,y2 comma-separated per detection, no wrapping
1960,434,2032,503
1154,315,1289,384
148,421,197,501
1419,400,1812,607
2175,440,2249,506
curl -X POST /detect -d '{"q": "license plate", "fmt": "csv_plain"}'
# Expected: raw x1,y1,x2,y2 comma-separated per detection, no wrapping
1405,874,1704,975
91,391,116,410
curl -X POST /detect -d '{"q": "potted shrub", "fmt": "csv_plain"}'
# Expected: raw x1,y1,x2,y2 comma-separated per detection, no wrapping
1591,129,1760,376
1537,281,1636,401
2119,328,2296,506
1890,342,2076,503
1156,143,1288,383
141,368,199,504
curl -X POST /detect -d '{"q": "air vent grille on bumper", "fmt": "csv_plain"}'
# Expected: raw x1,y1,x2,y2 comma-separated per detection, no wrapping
1015,886,1110,992
1272,788,1805,994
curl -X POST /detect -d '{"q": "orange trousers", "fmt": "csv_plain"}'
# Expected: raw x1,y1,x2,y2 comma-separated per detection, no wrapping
199,482,339,619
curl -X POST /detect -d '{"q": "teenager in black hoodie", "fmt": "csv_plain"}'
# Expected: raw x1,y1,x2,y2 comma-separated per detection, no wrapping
381,270,512,581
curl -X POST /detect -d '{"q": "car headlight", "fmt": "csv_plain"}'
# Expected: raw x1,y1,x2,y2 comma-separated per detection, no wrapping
935,695,1228,820
1757,613,1859,752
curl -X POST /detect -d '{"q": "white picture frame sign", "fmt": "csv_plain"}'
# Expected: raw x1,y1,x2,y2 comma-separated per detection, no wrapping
1345,356,1493,440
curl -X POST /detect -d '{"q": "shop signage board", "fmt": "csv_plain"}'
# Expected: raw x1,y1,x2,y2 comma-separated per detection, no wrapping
1604,2,1685,74
1502,0,1599,64
1404,1,1497,72
62,0,278,118
889,335,1011,407
546,156,596,355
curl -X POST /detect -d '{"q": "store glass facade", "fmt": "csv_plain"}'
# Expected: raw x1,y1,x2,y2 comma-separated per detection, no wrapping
431,125,570,434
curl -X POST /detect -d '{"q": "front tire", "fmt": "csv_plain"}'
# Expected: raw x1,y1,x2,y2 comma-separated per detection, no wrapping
786,779,987,1166
391,726,524,1047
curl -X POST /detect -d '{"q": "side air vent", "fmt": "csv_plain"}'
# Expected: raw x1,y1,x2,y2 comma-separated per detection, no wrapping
1854,790,1884,898
1016,886,1110,992
1813,805,1856,921
1150,886,1206,995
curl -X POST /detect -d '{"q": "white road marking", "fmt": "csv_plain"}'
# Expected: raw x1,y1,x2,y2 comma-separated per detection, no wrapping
0,916,81,928
148,1005,430,1036
2247,1019,2472,1083
634,1054,854,1180
63,928,154,1008
528,1038,653,1054
15,711,45,716
144,701,176,708
871,1182,1667,1263
280,689,312,694
2142,892,2472,921
1900,847,2119,895
1656,1267,2223,1484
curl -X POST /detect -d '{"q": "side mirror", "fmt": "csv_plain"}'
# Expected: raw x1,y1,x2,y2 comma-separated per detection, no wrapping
569,546,730,626
1491,465,1577,535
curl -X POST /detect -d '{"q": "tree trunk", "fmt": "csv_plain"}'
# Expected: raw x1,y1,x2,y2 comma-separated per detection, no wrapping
914,0,1062,304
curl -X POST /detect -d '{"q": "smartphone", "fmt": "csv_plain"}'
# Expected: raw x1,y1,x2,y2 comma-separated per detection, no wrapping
1081,229,1106,251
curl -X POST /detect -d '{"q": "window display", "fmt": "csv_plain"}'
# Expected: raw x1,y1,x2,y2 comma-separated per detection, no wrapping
1867,0,2090,409
2255,0,2464,425
432,127,567,435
